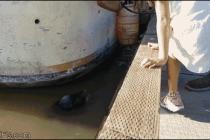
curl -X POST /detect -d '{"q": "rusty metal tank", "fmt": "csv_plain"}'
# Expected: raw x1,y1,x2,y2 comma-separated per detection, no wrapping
0,1,116,87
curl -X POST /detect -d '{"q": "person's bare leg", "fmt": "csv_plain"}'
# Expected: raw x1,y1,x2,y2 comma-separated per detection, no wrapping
168,56,180,93
161,56,184,112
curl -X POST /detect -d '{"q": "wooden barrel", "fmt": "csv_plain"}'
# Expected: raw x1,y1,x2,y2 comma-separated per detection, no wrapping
116,3,139,46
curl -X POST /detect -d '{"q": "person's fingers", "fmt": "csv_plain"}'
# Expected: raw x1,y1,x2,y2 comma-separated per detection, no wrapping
143,60,154,68
141,58,162,69
151,45,159,50
148,42,159,50
148,42,152,47
148,42,158,47
141,57,167,69
141,60,151,68
143,61,152,68
141,58,149,67
149,63,156,69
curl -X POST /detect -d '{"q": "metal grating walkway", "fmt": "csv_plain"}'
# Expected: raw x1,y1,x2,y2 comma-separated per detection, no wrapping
97,15,161,139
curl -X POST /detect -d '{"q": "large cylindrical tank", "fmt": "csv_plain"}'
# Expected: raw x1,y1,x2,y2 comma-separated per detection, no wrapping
0,1,116,87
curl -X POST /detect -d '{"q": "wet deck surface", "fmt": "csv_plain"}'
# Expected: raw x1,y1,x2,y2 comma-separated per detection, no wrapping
0,46,138,139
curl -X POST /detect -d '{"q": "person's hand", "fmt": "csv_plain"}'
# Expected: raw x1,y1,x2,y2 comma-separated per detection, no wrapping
140,57,167,69
148,42,159,50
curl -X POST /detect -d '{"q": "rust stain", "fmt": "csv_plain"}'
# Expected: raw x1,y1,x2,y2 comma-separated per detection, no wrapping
47,53,97,72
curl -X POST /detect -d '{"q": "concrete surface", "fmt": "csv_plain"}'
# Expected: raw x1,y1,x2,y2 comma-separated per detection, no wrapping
160,67,210,139
145,14,210,139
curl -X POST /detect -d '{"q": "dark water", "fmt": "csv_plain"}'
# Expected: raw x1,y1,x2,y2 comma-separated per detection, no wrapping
0,44,138,139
